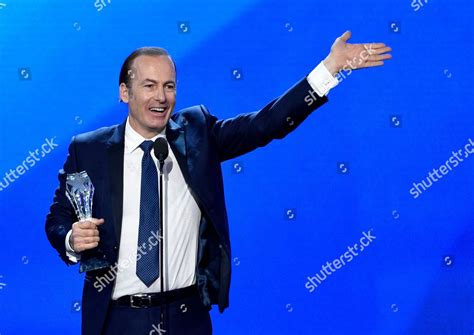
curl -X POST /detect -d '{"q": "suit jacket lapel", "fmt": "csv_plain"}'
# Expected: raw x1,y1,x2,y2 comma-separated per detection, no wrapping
167,118,191,183
106,121,126,245
167,117,212,227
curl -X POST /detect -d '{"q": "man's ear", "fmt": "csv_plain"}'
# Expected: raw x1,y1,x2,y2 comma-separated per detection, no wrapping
119,83,130,103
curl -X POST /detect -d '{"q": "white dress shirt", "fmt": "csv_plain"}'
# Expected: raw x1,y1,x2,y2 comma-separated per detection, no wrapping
65,61,338,297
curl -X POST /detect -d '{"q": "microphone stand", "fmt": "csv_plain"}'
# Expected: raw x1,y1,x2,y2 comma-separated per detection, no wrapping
154,137,169,332
158,158,166,331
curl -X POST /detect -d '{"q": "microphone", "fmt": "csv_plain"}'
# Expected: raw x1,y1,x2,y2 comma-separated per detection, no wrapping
153,137,169,173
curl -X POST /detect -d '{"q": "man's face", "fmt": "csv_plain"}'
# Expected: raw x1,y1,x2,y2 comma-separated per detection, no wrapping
120,55,176,138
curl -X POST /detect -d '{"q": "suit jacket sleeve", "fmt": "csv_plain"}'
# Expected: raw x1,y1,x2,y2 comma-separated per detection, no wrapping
45,137,79,265
208,78,328,162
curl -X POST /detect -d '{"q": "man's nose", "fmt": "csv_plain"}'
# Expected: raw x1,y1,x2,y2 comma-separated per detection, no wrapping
154,87,166,103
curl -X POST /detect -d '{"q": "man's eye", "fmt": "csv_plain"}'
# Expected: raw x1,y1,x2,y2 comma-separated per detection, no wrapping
165,84,176,90
144,84,153,88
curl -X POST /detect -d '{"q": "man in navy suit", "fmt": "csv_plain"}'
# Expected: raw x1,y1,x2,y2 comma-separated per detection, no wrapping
46,31,391,334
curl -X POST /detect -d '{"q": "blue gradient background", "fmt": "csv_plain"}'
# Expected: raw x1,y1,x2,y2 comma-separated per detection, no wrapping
0,0,473,334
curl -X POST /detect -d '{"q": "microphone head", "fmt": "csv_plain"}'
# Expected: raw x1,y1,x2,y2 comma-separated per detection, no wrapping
153,137,169,163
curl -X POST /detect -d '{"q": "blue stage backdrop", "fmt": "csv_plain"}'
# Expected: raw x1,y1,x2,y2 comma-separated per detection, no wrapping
0,0,473,334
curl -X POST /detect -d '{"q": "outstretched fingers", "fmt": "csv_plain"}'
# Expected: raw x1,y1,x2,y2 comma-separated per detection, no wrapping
366,53,393,62
363,61,385,68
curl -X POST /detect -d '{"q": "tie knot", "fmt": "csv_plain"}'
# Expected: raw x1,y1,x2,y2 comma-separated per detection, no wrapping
140,140,154,153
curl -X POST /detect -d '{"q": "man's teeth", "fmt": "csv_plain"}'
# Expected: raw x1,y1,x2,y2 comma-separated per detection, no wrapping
150,107,166,112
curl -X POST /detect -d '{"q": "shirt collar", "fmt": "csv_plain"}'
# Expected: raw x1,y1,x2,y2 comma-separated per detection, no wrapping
124,117,166,154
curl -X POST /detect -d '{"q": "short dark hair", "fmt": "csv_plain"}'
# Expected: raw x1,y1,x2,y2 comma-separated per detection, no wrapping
118,47,177,88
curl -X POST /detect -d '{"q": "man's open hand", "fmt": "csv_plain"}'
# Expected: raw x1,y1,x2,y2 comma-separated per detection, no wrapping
323,31,392,76
70,218,104,253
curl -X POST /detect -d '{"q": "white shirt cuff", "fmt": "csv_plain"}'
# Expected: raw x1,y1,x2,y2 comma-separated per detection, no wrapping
65,229,81,263
307,61,339,97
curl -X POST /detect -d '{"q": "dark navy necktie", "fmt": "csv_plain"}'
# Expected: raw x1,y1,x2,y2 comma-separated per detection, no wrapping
136,140,160,287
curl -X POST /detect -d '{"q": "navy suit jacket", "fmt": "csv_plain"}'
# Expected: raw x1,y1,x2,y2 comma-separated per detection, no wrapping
45,78,328,335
